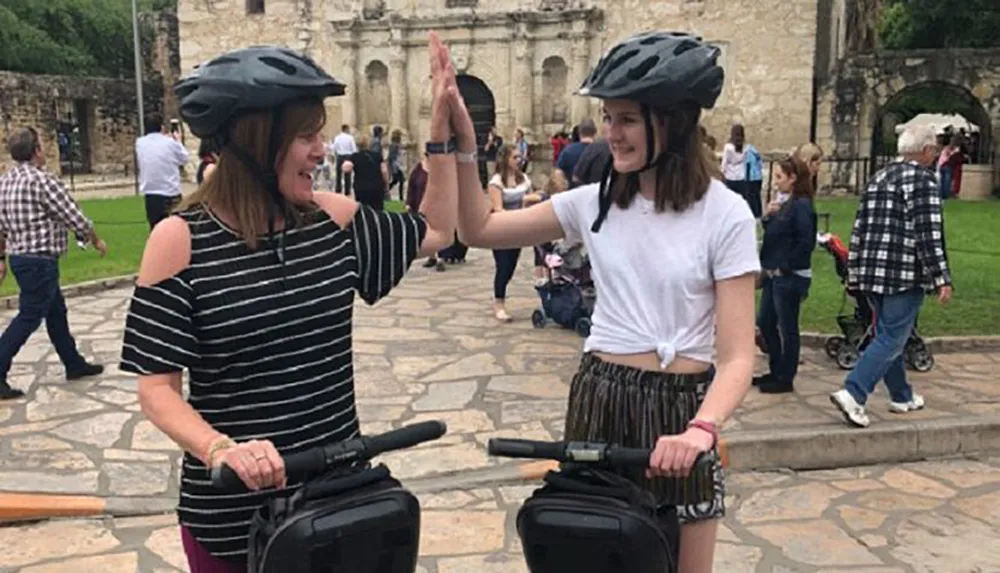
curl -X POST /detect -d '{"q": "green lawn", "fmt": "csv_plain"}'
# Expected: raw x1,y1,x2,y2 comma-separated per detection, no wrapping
798,197,1000,336
4,195,998,336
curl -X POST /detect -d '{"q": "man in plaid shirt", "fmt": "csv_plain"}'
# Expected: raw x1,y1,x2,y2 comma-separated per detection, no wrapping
0,127,108,400
830,124,953,428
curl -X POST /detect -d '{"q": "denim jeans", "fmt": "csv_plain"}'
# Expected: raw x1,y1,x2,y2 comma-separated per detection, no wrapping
0,255,86,380
845,288,925,405
757,274,810,384
939,166,952,200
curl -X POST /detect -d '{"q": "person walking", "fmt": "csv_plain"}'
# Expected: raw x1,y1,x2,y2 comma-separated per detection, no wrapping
830,124,953,428
487,143,532,322
331,124,358,194
136,113,191,229
0,127,106,401
453,32,758,572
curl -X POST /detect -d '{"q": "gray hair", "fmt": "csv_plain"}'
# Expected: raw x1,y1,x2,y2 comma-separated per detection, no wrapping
7,127,39,162
897,124,938,155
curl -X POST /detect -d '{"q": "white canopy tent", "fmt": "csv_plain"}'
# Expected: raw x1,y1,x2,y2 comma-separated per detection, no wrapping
894,113,980,135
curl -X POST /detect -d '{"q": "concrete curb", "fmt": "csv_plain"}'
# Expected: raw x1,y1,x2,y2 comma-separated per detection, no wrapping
3,274,999,352
4,415,1000,522
800,332,1000,353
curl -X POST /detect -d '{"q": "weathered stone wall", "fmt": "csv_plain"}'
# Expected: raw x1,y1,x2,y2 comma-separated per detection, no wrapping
0,72,163,176
143,10,183,122
816,48,1000,193
177,0,819,162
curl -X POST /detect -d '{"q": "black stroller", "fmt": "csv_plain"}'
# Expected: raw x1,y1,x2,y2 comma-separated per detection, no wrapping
817,232,934,372
531,240,596,337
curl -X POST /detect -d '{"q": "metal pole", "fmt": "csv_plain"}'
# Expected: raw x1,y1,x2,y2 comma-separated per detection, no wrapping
131,0,145,196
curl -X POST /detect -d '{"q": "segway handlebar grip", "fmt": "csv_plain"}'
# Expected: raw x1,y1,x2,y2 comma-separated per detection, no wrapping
604,447,652,467
487,438,567,461
363,420,448,458
210,464,245,490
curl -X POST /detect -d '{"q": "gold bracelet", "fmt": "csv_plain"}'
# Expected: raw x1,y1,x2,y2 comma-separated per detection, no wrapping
205,435,237,467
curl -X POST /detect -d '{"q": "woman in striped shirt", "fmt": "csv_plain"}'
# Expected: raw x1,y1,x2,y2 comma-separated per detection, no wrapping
119,37,463,572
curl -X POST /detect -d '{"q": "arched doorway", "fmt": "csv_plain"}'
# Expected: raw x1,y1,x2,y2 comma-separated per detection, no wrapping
456,74,496,187
871,81,992,175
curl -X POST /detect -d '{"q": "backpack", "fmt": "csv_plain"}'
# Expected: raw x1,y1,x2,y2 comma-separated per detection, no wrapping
247,464,421,573
515,465,679,573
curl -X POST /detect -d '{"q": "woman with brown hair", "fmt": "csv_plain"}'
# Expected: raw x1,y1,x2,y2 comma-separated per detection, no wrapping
452,32,759,572
117,37,460,572
753,156,817,394
487,142,532,321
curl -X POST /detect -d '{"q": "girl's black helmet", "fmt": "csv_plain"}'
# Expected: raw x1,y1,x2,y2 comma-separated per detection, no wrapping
577,32,724,110
175,45,346,139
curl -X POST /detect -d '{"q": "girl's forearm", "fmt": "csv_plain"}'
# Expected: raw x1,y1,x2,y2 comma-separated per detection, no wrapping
456,161,493,245
419,155,458,234
693,356,754,425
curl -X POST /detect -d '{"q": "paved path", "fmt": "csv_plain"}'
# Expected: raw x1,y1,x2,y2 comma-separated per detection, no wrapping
2,458,999,572
1,247,999,571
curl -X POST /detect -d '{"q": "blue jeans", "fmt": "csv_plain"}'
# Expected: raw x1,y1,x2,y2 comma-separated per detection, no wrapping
757,274,810,384
0,255,86,380
939,167,952,200
845,289,925,405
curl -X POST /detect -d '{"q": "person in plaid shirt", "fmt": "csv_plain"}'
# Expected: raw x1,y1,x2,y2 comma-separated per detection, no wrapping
0,127,107,401
830,124,953,428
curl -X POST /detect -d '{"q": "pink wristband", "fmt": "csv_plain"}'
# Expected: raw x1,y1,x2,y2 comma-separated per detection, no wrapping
687,419,719,448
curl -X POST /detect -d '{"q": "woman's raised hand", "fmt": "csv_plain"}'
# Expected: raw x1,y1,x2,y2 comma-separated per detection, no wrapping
429,32,453,143
427,32,476,153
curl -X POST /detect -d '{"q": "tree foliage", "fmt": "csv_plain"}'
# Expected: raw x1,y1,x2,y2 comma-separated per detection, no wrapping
0,0,176,77
878,0,1000,49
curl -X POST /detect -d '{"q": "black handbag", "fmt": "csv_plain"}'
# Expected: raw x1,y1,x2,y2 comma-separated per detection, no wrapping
248,463,421,573
515,464,678,573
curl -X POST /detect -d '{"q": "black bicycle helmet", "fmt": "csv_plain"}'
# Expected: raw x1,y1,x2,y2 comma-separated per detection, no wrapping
175,45,345,139
577,31,723,111
576,32,724,232
174,46,345,268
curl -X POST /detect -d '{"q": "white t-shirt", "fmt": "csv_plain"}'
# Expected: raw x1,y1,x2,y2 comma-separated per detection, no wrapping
721,143,747,181
551,179,760,367
135,133,190,197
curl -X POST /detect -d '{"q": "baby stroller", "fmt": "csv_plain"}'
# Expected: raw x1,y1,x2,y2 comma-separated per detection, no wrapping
817,233,935,372
531,240,596,337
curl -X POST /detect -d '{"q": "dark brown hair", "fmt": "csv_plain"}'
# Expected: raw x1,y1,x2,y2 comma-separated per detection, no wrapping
493,143,525,186
180,97,326,249
608,105,720,213
777,155,814,201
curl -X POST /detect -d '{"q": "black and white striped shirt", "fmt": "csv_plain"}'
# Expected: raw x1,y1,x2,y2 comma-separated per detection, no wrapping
119,203,426,562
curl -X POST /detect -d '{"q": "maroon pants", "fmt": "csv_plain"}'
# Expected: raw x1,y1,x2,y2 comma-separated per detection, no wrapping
180,526,247,573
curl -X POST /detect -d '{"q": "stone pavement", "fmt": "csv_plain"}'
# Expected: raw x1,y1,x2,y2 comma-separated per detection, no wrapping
2,458,999,572
1,247,999,570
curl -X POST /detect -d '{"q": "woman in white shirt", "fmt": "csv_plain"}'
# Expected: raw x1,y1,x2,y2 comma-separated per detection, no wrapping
487,144,532,321
450,32,758,572
721,124,748,205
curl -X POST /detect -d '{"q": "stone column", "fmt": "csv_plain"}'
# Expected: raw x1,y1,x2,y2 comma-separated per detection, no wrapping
389,46,409,134
341,46,359,129
570,39,591,124
513,33,535,131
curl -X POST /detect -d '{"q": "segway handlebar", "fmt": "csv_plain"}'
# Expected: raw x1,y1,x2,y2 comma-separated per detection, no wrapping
487,438,714,471
211,420,447,490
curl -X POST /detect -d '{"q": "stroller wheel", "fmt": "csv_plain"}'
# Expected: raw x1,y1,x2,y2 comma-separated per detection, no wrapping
825,336,845,359
907,348,935,372
574,317,592,338
835,345,859,370
531,309,546,328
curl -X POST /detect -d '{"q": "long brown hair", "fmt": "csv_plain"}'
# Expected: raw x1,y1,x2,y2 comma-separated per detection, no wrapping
609,105,720,213
181,98,326,249
494,143,525,187
777,155,814,201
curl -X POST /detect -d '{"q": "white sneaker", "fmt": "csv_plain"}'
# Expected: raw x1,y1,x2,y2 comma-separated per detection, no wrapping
888,394,925,413
830,389,871,428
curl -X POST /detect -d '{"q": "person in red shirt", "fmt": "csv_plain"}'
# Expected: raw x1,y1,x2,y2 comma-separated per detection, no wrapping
550,131,569,166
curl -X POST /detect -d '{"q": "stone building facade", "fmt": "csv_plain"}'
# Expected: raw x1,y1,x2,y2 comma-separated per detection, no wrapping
0,11,181,178
0,72,164,176
177,0,828,163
